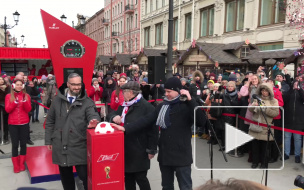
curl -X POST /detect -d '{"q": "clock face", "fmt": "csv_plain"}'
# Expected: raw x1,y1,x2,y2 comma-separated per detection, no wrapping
61,40,85,58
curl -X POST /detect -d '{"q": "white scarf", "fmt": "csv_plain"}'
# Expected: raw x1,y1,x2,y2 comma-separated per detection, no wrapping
121,94,142,125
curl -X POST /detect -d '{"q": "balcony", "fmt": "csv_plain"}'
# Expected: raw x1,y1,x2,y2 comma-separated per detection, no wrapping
112,32,119,36
125,4,135,14
103,18,109,26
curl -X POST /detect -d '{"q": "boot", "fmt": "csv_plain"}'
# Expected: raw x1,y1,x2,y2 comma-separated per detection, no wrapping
19,155,26,171
12,156,20,173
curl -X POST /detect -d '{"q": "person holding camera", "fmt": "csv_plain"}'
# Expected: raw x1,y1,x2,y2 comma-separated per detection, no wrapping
283,79,304,163
5,79,32,173
248,83,279,169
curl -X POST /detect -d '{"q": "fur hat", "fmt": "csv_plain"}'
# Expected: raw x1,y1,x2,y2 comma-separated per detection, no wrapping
164,77,182,92
193,70,204,83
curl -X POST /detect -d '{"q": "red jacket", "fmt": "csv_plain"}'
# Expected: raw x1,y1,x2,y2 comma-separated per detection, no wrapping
273,87,284,120
89,86,103,102
38,68,48,76
110,89,124,111
5,92,31,125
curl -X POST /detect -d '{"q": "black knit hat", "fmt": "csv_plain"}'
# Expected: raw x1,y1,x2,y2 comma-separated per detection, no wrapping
164,77,182,92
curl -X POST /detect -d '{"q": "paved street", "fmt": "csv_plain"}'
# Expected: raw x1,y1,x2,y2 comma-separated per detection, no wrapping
0,108,302,190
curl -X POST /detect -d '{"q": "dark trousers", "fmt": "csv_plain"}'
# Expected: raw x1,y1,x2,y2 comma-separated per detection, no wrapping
32,103,39,121
159,164,192,190
271,119,282,160
125,171,151,190
9,124,29,157
2,113,9,140
59,165,88,190
252,139,272,165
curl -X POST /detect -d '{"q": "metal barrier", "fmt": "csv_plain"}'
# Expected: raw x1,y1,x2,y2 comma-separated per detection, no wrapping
228,114,244,158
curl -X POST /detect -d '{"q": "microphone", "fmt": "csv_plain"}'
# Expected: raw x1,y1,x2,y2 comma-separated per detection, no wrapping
252,94,264,103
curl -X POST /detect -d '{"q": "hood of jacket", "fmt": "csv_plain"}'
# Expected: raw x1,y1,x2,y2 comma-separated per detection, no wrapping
193,70,204,83
256,83,274,100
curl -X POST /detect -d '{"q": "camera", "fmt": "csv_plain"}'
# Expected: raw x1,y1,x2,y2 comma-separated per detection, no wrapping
294,175,304,189
209,91,215,100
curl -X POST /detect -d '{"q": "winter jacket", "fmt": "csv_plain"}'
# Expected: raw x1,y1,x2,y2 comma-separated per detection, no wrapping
89,85,103,102
189,71,205,106
5,92,32,125
122,98,206,166
107,97,158,172
220,89,241,127
248,83,279,141
102,77,116,103
283,82,304,131
45,83,101,166
38,68,48,76
150,85,165,100
110,90,124,111
272,87,284,120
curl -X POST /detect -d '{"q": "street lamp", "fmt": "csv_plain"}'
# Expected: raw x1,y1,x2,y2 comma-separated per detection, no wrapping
60,14,67,22
79,15,86,25
13,35,25,47
0,10,21,47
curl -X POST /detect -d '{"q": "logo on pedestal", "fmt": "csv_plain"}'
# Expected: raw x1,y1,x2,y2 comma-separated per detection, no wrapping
97,153,119,162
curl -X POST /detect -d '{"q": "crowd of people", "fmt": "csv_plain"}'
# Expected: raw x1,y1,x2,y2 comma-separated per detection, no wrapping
0,63,303,190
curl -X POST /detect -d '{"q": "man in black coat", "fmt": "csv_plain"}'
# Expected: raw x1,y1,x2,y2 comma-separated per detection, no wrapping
111,77,206,190
107,81,158,190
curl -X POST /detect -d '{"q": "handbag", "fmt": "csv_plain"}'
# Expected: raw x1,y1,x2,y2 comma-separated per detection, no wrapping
249,123,263,133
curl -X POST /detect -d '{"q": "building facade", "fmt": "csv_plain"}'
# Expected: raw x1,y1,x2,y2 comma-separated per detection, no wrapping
103,0,141,57
140,0,301,51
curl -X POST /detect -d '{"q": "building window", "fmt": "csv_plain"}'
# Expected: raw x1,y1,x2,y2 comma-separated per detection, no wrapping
173,18,178,42
121,21,123,32
135,14,138,28
127,18,129,31
121,2,123,13
135,38,137,50
118,4,120,14
155,22,163,45
259,0,285,26
113,43,116,54
185,14,192,39
122,41,124,53
241,46,250,57
145,0,148,14
225,0,245,32
144,27,150,47
156,0,158,9
131,16,133,29
257,42,283,50
150,0,153,12
200,6,214,37
162,0,165,6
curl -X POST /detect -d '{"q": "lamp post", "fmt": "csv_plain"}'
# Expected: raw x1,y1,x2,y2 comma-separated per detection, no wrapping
60,14,67,23
79,15,86,33
166,0,173,78
13,34,25,47
0,11,20,47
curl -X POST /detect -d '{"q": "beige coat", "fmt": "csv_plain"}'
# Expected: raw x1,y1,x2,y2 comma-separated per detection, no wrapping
248,83,279,141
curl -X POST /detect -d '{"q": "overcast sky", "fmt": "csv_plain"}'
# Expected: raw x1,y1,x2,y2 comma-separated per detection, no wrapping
1,0,104,48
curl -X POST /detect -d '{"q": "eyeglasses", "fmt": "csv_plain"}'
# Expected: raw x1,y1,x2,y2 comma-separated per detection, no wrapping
68,82,82,87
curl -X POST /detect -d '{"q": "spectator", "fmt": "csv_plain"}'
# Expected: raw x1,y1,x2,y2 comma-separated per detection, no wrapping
40,75,48,118
5,79,32,173
140,77,150,100
89,78,104,113
150,84,165,106
28,65,36,76
283,79,304,163
107,81,158,190
30,78,42,123
189,70,205,105
110,73,128,111
102,77,116,114
38,65,48,76
112,70,118,83
275,72,290,96
23,76,29,86
248,83,279,169
45,73,100,190
0,76,10,144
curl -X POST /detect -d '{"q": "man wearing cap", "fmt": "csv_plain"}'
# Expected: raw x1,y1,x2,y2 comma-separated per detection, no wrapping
275,72,290,95
107,81,158,190
111,77,205,190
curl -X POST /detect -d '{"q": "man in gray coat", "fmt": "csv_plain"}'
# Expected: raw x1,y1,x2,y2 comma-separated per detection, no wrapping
45,73,100,190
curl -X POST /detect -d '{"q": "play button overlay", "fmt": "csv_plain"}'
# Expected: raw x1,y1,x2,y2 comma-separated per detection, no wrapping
225,123,254,153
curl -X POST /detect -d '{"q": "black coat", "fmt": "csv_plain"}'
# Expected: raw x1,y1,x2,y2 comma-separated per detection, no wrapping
283,85,304,131
123,99,205,166
140,84,151,100
102,78,116,103
107,98,158,172
150,85,165,100
189,82,204,105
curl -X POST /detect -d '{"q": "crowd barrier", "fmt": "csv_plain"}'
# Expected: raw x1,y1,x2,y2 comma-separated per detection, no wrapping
32,100,304,136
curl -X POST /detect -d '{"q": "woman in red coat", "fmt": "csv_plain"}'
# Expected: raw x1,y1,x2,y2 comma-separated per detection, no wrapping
89,78,104,112
5,79,31,173
110,73,127,111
